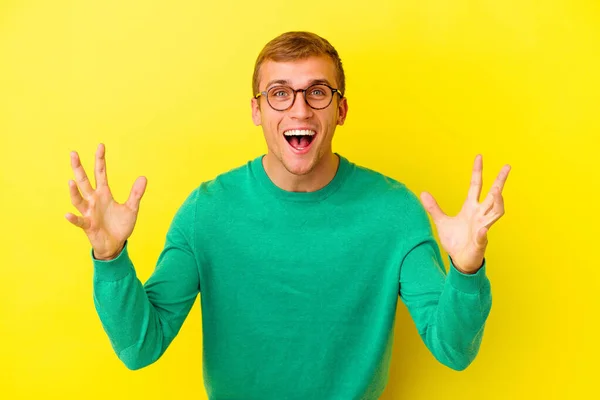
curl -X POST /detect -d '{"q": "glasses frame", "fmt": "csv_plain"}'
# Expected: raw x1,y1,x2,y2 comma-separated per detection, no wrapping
255,83,344,111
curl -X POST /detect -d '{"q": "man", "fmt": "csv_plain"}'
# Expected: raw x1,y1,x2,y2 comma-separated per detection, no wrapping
66,31,510,399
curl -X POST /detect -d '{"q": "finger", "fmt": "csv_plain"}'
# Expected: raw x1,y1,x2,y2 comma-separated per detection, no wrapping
94,143,109,188
475,226,489,247
481,188,504,229
489,187,505,216
68,179,88,214
70,151,94,197
479,187,496,215
420,191,446,223
481,188,505,228
491,164,511,194
467,154,483,202
65,212,91,230
125,176,147,212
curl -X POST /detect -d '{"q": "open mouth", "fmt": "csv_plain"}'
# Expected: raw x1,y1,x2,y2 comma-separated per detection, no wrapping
283,129,317,152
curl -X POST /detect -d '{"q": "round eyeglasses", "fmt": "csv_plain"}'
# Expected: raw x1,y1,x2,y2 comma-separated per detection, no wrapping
255,83,343,111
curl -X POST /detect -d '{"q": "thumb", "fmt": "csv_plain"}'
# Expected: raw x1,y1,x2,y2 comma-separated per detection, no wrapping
476,226,489,247
420,191,445,223
126,176,147,212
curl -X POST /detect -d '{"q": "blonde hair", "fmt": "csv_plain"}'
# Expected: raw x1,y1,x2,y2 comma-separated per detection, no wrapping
252,31,346,97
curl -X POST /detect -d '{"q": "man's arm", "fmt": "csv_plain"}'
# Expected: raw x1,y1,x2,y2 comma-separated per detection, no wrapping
399,235,491,371
92,191,201,370
396,154,509,370
66,144,201,370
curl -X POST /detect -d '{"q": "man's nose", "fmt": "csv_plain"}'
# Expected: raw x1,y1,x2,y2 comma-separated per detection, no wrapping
288,91,313,119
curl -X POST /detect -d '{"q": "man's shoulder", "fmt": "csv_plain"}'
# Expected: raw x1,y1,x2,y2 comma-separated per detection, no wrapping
176,156,255,206
343,157,426,213
188,157,258,198
346,158,409,197
344,157,431,230
209,159,254,188
173,157,258,220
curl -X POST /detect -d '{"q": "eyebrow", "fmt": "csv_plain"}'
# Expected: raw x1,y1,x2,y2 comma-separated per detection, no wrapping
264,78,333,90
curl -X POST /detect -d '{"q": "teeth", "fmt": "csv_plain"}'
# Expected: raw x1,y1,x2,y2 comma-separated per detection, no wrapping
284,129,316,136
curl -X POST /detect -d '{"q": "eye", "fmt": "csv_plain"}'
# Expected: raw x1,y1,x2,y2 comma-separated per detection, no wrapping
307,85,329,98
269,86,292,98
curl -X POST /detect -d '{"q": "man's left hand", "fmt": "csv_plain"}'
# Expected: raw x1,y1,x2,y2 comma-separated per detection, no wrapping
419,154,511,274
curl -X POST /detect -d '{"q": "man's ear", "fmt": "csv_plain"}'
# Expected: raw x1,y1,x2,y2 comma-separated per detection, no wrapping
251,97,262,126
337,97,348,126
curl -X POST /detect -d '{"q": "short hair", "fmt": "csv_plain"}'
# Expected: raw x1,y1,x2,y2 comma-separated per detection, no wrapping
252,31,346,97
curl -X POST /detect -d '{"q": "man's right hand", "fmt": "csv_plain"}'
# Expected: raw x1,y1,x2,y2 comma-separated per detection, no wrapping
65,143,147,260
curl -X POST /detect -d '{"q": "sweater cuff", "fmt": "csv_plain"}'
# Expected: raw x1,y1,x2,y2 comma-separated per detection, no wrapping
91,240,134,282
447,257,488,294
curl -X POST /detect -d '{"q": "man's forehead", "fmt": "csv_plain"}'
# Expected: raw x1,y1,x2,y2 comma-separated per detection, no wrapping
259,56,337,89
263,78,335,89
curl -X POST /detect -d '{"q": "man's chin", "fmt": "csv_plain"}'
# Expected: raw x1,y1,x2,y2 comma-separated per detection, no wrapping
283,159,315,176
280,150,317,173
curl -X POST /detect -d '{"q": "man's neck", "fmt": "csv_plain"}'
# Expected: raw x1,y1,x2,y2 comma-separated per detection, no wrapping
262,153,340,193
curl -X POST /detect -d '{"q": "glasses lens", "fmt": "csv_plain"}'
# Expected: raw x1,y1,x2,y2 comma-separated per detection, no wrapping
305,84,333,109
267,86,294,110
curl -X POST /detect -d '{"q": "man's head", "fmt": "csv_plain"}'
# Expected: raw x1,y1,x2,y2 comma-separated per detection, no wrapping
251,32,348,186
252,32,346,99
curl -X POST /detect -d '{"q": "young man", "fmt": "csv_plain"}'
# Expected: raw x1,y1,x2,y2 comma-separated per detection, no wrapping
66,31,511,400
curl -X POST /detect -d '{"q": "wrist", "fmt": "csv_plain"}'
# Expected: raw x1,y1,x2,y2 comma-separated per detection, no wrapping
92,241,133,282
93,242,125,261
450,256,484,274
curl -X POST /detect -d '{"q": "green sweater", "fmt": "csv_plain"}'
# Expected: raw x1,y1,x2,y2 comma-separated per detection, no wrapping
92,154,491,400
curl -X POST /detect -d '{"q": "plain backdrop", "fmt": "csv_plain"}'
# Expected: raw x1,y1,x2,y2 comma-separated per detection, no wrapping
1,0,598,399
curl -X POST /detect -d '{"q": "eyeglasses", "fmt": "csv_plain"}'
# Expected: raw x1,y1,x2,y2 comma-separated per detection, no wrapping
255,83,343,111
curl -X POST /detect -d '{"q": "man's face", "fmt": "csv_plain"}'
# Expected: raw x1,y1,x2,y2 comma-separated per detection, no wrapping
251,56,348,177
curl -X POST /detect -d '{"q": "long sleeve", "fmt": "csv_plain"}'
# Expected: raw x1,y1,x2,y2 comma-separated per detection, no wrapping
399,234,492,371
91,191,201,370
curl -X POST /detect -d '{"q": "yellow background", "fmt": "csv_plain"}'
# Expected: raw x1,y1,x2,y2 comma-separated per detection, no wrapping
1,0,598,399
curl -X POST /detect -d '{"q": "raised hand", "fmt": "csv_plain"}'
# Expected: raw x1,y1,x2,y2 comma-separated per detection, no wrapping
419,155,511,274
65,143,147,260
